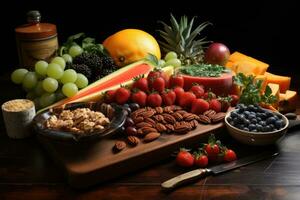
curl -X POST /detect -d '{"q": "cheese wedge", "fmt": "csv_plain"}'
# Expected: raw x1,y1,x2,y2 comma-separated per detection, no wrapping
279,90,297,113
265,72,291,93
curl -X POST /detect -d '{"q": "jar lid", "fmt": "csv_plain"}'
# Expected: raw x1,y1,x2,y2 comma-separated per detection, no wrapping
15,11,57,40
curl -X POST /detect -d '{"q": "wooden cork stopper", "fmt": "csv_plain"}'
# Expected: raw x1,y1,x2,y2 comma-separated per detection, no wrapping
1,99,36,139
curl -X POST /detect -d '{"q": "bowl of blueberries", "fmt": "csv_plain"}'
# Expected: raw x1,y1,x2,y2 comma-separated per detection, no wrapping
225,104,289,145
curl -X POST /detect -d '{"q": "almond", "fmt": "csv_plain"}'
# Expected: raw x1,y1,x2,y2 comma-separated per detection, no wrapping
198,115,211,124
114,140,126,151
144,132,160,142
127,136,140,146
156,123,167,132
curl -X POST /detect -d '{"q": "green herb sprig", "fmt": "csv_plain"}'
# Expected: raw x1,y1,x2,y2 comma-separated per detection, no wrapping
179,64,230,77
58,33,109,56
233,73,277,105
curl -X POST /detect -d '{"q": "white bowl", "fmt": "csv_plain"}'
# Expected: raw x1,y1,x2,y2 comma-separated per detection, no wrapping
225,109,289,146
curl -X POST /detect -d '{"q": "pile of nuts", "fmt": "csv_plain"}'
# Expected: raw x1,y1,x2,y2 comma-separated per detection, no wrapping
114,105,226,152
45,108,110,134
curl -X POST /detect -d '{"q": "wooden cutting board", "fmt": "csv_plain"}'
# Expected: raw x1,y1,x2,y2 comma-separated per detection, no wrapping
37,122,225,188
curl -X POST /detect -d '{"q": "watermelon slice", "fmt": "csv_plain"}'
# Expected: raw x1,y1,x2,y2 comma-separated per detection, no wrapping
39,60,156,112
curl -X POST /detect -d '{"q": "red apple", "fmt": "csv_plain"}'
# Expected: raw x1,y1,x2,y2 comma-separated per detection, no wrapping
204,43,230,66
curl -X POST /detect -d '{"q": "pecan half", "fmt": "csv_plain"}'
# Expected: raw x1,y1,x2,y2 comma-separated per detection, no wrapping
204,109,217,119
172,112,183,121
198,115,211,124
132,116,144,124
155,107,164,114
174,121,191,134
127,136,140,146
131,108,146,118
165,124,174,132
136,122,153,128
162,113,176,124
144,132,161,142
164,106,174,114
176,110,188,115
190,119,199,129
153,114,165,122
114,140,126,151
156,123,167,132
141,110,156,118
211,112,226,123
137,127,158,136
183,113,198,121
145,118,156,127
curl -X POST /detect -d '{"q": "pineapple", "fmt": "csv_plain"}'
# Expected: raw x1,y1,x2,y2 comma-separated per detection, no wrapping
158,14,211,65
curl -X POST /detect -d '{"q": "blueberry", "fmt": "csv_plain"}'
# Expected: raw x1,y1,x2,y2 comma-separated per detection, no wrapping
256,113,261,118
243,119,250,126
256,124,263,131
259,121,266,126
252,129,258,132
123,103,130,108
124,106,132,114
265,125,271,132
129,103,140,111
236,124,245,130
251,118,258,124
231,111,238,118
265,110,273,118
244,111,250,116
249,124,256,130
227,116,233,123
248,105,255,111
256,117,262,122
248,114,256,120
275,120,284,129
266,117,276,125
243,127,250,131
250,111,256,116
260,113,267,119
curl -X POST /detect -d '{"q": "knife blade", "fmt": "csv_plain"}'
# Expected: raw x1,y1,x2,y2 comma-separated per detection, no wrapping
161,150,279,190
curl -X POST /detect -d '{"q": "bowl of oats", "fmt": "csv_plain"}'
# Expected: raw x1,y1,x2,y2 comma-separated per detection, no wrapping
33,102,127,142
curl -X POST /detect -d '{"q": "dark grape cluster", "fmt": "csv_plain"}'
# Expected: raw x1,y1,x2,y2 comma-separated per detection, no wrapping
227,104,285,132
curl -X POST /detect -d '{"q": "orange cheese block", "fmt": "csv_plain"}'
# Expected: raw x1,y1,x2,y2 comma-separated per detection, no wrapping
235,60,260,76
228,52,269,75
279,90,297,113
264,72,291,93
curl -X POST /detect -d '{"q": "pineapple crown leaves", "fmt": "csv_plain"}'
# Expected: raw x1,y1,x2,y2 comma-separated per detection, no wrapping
157,14,212,60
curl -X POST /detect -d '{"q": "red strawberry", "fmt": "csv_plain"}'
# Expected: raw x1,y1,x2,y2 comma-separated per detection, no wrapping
132,76,149,92
169,74,184,88
159,71,170,88
131,90,147,107
147,70,161,90
173,87,185,104
152,77,166,93
203,91,217,100
191,98,209,114
162,89,176,106
209,99,222,112
104,90,116,103
178,92,196,108
147,93,162,107
115,87,131,105
230,94,239,106
190,84,204,98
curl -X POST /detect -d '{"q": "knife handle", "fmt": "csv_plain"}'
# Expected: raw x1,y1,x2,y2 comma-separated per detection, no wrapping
161,168,212,190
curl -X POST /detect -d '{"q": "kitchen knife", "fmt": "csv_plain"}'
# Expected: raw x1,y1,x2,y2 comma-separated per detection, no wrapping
161,150,279,190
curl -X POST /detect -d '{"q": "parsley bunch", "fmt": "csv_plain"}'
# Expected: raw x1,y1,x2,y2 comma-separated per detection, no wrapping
233,73,277,105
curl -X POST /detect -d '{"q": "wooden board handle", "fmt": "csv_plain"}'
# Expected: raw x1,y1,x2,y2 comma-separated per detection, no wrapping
161,168,212,190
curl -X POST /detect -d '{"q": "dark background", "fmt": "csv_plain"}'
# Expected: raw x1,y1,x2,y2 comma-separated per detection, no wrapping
1,1,299,88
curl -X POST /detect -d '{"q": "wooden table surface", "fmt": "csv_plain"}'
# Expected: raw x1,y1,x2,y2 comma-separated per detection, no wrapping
1,76,300,200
